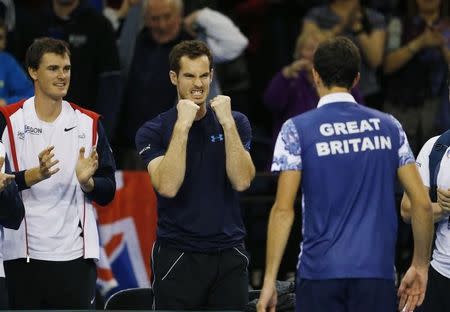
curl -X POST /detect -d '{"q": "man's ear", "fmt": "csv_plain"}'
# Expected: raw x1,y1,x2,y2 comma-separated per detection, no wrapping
28,67,37,81
169,70,178,86
312,68,320,88
210,68,214,82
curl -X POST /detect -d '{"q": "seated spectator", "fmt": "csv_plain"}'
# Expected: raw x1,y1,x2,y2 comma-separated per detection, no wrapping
383,0,450,154
117,0,248,169
301,0,385,108
0,20,33,106
263,31,363,152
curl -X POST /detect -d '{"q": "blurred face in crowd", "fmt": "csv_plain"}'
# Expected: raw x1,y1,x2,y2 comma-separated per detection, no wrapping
29,52,71,102
299,37,319,62
0,27,6,51
170,55,212,106
416,0,441,14
145,0,182,44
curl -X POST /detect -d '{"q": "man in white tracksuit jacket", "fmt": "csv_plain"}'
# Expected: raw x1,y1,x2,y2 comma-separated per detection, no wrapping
0,37,116,309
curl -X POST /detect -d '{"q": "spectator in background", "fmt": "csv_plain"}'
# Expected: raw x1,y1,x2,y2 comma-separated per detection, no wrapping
263,30,363,153
383,0,450,154
302,0,386,109
11,0,121,139
0,20,33,107
103,0,143,79
117,0,248,169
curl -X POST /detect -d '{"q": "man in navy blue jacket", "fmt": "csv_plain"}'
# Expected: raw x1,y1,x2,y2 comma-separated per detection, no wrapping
136,40,255,310
257,37,434,312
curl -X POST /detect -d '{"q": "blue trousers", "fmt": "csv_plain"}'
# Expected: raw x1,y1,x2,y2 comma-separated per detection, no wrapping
296,278,396,312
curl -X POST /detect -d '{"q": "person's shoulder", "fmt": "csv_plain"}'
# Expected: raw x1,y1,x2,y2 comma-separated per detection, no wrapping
137,108,176,136
231,110,249,122
0,51,14,63
67,102,100,120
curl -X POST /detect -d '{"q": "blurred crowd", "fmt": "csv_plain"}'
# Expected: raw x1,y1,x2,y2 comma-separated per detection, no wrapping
1,0,449,169
1,0,450,286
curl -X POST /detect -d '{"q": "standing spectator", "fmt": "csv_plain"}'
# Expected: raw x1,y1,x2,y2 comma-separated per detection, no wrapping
0,20,33,107
135,40,255,310
302,0,386,108
257,37,433,312
118,0,248,169
383,0,450,154
11,0,121,139
263,30,363,152
401,131,450,312
0,37,116,309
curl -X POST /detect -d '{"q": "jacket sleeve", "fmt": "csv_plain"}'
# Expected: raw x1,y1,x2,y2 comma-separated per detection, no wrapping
84,121,117,206
196,8,248,63
0,155,25,230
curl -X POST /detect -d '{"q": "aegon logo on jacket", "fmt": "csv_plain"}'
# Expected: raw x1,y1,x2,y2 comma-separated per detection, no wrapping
24,125,42,135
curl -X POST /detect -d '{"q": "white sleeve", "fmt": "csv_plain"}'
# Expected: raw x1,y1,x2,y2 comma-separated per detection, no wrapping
416,136,439,187
196,8,248,63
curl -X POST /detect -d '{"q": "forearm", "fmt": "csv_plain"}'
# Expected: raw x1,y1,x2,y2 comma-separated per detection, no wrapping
151,122,189,197
384,38,421,73
355,32,384,68
263,204,295,284
410,200,433,268
402,195,447,223
197,8,248,62
24,167,45,187
222,121,255,191
84,172,116,206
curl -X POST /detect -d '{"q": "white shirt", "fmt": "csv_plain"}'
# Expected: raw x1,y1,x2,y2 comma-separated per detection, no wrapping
416,135,450,278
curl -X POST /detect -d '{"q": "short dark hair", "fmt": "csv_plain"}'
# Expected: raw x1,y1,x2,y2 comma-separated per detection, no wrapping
169,40,213,75
25,37,71,70
313,36,360,89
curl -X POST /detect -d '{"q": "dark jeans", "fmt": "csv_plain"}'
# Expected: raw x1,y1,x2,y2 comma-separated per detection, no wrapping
151,243,249,310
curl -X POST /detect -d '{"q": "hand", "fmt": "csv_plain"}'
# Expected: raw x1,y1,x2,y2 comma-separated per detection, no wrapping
282,59,312,79
210,95,234,127
256,283,277,312
437,188,450,214
76,147,98,189
183,10,200,37
397,265,428,312
418,28,444,49
37,146,60,180
176,99,199,128
0,157,15,192
0,99,6,107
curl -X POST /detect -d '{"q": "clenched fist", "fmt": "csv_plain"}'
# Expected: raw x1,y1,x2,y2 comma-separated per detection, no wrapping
210,95,233,127
177,99,200,128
